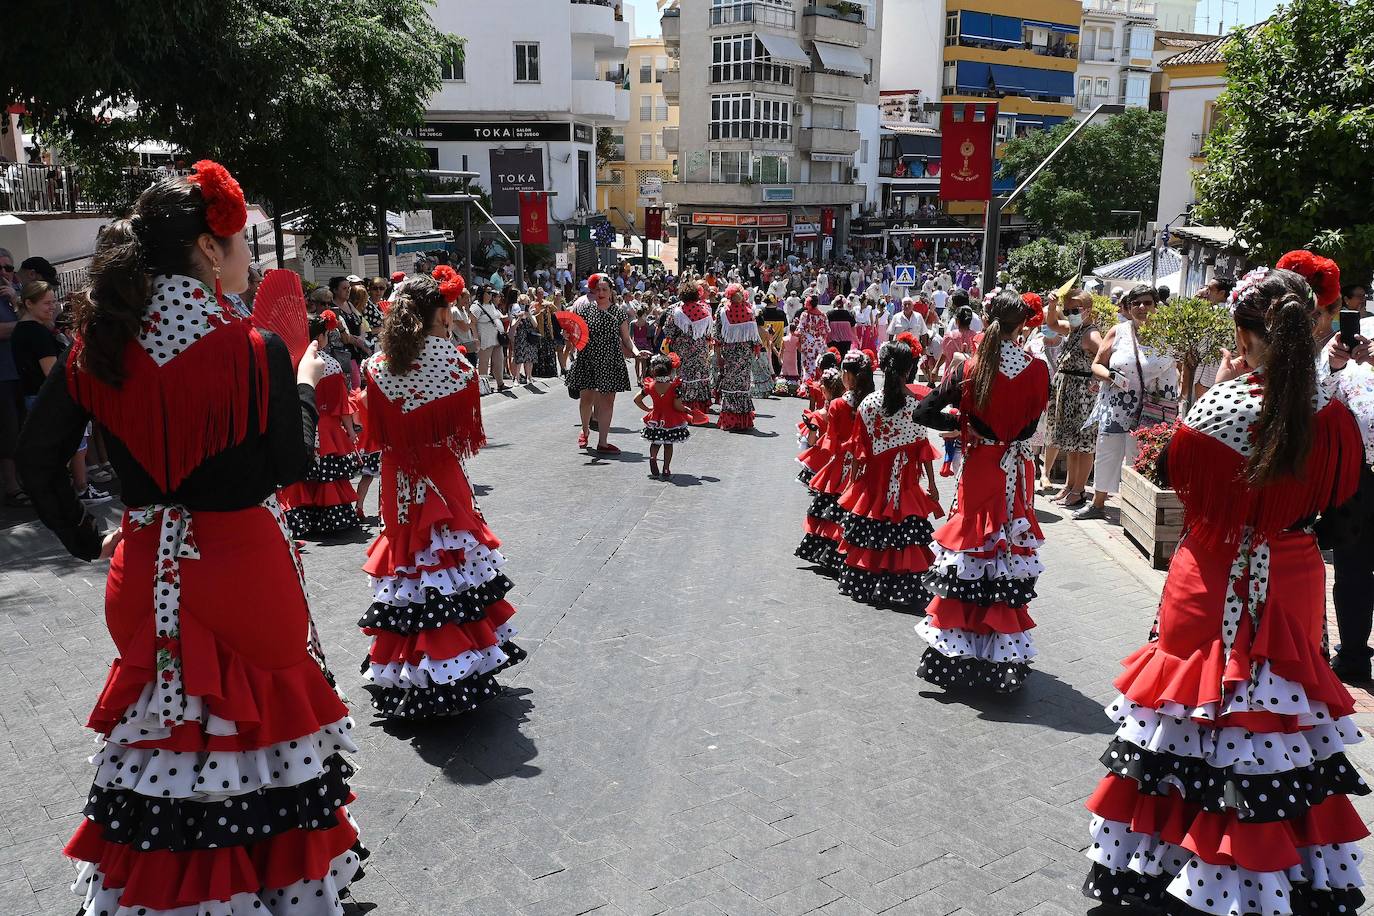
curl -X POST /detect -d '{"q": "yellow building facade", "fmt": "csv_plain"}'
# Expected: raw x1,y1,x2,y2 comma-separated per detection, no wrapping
599,37,679,236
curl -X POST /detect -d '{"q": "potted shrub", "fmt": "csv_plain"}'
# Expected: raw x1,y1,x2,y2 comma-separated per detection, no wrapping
1121,420,1184,568
1137,295,1233,411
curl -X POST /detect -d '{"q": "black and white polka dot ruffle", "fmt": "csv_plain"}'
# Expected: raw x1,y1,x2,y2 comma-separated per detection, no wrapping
83,754,354,851
357,576,515,634
837,512,935,551
365,670,507,720
838,567,931,608
916,649,1029,694
924,569,1038,608
305,452,362,483
641,425,690,443
795,534,843,573
1099,739,1368,822
1082,861,1365,915
285,503,360,539
796,467,817,488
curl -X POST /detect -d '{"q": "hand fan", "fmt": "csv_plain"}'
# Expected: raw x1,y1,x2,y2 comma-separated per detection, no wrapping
251,269,310,365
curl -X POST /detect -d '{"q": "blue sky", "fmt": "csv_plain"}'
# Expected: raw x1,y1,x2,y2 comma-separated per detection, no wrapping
627,0,1284,40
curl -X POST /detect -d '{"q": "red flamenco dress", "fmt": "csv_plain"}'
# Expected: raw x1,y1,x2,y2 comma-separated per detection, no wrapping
913,342,1049,692
640,377,693,443
1082,373,1370,915
18,275,365,914
358,335,525,719
796,391,860,573
279,352,361,538
835,389,942,607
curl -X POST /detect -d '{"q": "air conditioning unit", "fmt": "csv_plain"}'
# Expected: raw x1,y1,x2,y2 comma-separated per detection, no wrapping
793,102,803,117
850,167,860,180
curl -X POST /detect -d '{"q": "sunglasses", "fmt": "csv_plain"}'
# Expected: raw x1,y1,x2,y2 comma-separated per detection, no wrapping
1062,308,1081,315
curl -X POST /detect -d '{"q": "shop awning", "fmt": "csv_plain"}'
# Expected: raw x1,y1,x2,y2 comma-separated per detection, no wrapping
813,41,868,76
757,32,810,65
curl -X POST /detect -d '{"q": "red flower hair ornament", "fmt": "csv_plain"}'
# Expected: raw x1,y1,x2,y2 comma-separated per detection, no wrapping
1276,250,1341,308
668,352,682,369
1021,292,1045,329
432,265,466,304
187,160,247,238
390,270,406,284
895,333,923,359
320,309,339,332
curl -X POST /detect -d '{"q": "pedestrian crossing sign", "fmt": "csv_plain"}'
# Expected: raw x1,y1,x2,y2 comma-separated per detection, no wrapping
894,265,918,287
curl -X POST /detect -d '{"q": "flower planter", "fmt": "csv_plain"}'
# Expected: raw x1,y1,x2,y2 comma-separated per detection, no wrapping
1120,464,1183,569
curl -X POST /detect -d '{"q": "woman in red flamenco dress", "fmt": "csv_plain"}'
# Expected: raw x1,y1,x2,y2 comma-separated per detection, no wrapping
836,339,943,608
17,164,366,913
796,350,875,574
912,290,1048,693
279,309,362,538
1081,267,1370,915
357,268,525,720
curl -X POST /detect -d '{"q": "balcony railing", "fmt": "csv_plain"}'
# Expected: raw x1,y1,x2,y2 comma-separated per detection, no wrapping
0,164,182,214
709,61,795,87
710,2,797,30
1190,132,1207,158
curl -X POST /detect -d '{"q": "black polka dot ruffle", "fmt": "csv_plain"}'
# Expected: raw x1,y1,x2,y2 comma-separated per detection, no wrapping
364,641,526,720
1100,739,1369,822
641,426,691,443
1082,861,1365,915
916,649,1029,694
837,512,935,551
286,503,360,539
924,569,1038,608
795,533,843,573
358,576,515,635
838,567,931,608
305,452,363,483
83,754,354,851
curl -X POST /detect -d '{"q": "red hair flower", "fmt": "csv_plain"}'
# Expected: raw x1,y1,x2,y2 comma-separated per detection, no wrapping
895,334,923,359
1276,250,1342,308
390,270,406,284
668,352,682,369
320,308,339,332
188,160,247,238
432,265,466,304
1021,292,1045,328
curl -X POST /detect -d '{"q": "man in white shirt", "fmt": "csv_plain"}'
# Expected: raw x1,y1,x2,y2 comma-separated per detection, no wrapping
768,273,790,301
864,280,882,304
816,269,830,295
886,297,929,343
931,287,948,315
848,266,863,293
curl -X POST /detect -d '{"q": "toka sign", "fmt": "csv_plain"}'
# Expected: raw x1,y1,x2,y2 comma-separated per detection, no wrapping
489,149,545,216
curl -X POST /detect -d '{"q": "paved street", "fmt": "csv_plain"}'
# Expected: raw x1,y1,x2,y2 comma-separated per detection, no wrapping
2,381,1373,916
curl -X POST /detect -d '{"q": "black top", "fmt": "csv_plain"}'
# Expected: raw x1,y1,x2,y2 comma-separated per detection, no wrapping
16,331,318,560
12,320,63,398
757,306,787,325
912,364,1040,442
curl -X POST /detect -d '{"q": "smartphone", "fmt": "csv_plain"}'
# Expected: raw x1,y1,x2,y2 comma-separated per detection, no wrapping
1340,309,1362,350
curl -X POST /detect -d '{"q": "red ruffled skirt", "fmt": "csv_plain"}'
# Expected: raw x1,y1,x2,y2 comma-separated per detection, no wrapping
279,414,360,538
1082,531,1370,914
68,502,364,914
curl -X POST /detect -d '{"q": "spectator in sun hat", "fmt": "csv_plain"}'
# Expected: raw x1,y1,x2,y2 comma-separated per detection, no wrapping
19,256,57,286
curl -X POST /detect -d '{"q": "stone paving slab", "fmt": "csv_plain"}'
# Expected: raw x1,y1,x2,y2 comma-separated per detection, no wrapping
0,377,1371,915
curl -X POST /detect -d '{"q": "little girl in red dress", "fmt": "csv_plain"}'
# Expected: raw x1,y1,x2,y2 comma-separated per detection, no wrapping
634,353,693,480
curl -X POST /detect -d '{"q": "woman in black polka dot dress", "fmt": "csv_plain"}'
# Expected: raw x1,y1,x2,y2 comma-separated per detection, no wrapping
1081,267,1370,915
565,273,648,453
357,269,525,720
16,165,367,914
279,310,363,538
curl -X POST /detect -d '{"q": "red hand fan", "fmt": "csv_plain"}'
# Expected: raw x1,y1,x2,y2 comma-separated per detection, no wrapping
555,311,590,351
251,269,310,365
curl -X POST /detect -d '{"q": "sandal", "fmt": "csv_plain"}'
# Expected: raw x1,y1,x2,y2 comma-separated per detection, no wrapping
577,431,589,449
594,443,621,455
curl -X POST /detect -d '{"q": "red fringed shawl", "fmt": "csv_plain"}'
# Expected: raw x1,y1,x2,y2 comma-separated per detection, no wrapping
361,337,485,471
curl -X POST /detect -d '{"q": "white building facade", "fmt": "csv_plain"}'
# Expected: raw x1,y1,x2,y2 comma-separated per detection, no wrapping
661,0,884,266
421,0,631,228
1154,33,1229,227
1073,0,1156,118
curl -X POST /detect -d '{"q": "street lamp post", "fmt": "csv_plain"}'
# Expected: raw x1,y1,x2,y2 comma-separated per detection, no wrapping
980,104,1125,291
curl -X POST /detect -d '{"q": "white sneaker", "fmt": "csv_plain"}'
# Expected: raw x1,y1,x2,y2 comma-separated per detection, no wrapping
77,484,112,504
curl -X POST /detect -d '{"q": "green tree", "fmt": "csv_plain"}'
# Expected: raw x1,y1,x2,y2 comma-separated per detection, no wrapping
997,108,1166,239
7,0,459,258
1192,0,1374,280
1006,233,1126,291
596,127,620,169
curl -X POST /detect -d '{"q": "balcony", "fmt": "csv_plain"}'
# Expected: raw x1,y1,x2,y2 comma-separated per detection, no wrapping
572,79,631,122
801,6,866,47
662,8,680,48
665,180,864,207
570,1,619,51
662,69,680,102
662,127,679,153
799,126,860,155
800,70,863,100
710,2,798,30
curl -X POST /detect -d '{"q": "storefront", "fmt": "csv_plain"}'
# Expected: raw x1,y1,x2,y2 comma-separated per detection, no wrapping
676,210,792,269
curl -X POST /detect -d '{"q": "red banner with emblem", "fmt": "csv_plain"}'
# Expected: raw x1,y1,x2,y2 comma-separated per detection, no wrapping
518,191,549,244
643,206,663,240
939,103,996,202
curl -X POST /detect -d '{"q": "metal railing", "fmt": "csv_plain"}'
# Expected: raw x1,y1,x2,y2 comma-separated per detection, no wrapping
1190,132,1207,158
710,2,796,29
0,164,182,214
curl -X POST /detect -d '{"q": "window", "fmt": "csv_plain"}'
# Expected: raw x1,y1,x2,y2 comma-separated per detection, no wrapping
1123,73,1149,108
578,150,590,209
639,56,652,84
1095,77,1110,97
710,151,788,183
860,139,869,164
710,34,793,85
945,11,959,45
752,154,788,183
1079,27,1096,61
655,130,666,160
656,56,669,82
1078,76,1093,109
640,132,652,159
1127,25,1153,58
709,93,791,140
514,42,540,82
640,94,652,120
655,96,669,121
710,0,795,29
439,43,464,81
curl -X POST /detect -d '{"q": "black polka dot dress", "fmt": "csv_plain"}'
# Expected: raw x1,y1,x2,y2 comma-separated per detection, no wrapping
359,337,526,720
1082,374,1371,915
279,353,362,539
564,301,632,393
